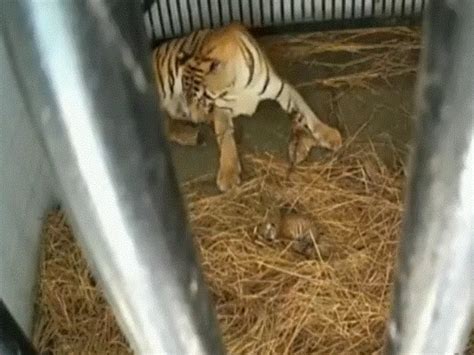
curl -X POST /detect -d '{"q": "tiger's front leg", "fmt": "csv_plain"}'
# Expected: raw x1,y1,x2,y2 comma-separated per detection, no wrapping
274,81,342,164
213,111,241,192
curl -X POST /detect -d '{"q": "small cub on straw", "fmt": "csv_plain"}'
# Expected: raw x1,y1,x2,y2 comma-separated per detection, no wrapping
257,206,331,259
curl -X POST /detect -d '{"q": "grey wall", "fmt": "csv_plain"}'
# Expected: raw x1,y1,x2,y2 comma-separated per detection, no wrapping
0,35,54,334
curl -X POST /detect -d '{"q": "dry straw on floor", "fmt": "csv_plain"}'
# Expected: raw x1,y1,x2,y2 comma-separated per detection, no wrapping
266,26,421,91
34,144,407,354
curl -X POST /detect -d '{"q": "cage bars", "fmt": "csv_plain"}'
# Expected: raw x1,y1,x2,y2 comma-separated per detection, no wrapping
143,0,426,43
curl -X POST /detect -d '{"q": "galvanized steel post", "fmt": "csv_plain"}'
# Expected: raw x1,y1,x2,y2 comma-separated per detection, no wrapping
385,0,474,353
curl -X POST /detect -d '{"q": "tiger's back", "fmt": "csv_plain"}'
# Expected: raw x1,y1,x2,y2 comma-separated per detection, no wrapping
152,23,284,122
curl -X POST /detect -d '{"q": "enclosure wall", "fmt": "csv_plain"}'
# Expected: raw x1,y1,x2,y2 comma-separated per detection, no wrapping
0,35,54,334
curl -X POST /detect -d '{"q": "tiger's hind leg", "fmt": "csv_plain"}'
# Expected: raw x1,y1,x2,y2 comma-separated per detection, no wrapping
274,81,342,164
212,110,241,192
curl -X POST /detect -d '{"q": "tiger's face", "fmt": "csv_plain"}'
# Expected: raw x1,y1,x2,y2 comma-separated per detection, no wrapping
179,44,237,113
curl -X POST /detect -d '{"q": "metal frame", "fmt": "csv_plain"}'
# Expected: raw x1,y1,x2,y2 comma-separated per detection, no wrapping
1,0,473,353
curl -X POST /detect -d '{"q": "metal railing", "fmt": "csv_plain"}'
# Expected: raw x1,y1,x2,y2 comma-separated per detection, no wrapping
142,0,426,44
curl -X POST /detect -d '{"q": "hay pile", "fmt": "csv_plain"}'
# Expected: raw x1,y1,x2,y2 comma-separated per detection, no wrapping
265,26,421,91
34,145,408,354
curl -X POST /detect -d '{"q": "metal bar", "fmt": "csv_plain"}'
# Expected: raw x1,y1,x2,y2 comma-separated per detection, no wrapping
185,0,195,31
176,0,185,36
0,300,37,355
385,0,474,354
207,0,214,27
2,1,225,354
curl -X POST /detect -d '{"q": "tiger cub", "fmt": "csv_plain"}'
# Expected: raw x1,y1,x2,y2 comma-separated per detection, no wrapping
152,22,342,192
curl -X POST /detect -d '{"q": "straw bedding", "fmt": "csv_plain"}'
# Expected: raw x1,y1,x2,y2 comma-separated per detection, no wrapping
33,145,408,354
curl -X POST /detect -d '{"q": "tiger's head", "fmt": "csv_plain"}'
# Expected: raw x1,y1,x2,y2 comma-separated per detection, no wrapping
179,24,245,112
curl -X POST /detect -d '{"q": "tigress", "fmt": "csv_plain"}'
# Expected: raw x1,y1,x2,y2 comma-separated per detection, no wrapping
152,22,342,192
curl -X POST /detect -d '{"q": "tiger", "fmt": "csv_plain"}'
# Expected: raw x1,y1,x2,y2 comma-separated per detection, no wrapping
152,22,342,192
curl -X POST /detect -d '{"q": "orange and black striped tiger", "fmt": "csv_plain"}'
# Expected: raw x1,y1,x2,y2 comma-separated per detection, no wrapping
152,22,342,192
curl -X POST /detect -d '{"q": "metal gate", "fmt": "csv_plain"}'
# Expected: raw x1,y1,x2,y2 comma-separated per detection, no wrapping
142,0,426,43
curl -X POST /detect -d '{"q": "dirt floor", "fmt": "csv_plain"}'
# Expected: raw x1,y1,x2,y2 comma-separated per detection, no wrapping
170,29,416,185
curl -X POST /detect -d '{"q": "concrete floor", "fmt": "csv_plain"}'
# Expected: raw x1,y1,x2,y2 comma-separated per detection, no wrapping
170,31,417,184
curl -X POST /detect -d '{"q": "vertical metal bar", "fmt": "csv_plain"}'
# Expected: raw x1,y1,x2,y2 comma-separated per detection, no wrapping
322,0,326,20
342,0,346,18
197,0,205,28
0,300,37,355
228,0,234,21
239,0,244,23
175,0,185,35
362,0,366,17
280,0,285,23
146,10,157,44
2,0,225,354
165,0,177,36
219,0,231,25
216,0,224,27
248,0,255,25
351,0,356,19
385,0,474,354
382,0,387,15
263,0,270,26
154,1,167,39
251,0,261,26
270,0,275,24
158,0,173,38
178,0,191,34
311,0,316,18
206,0,214,27
185,0,195,31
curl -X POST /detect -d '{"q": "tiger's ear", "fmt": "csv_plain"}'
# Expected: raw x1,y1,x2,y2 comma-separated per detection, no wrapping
177,51,188,65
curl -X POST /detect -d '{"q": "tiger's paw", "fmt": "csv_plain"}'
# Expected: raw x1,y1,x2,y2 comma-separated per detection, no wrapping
216,163,241,192
318,127,342,151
